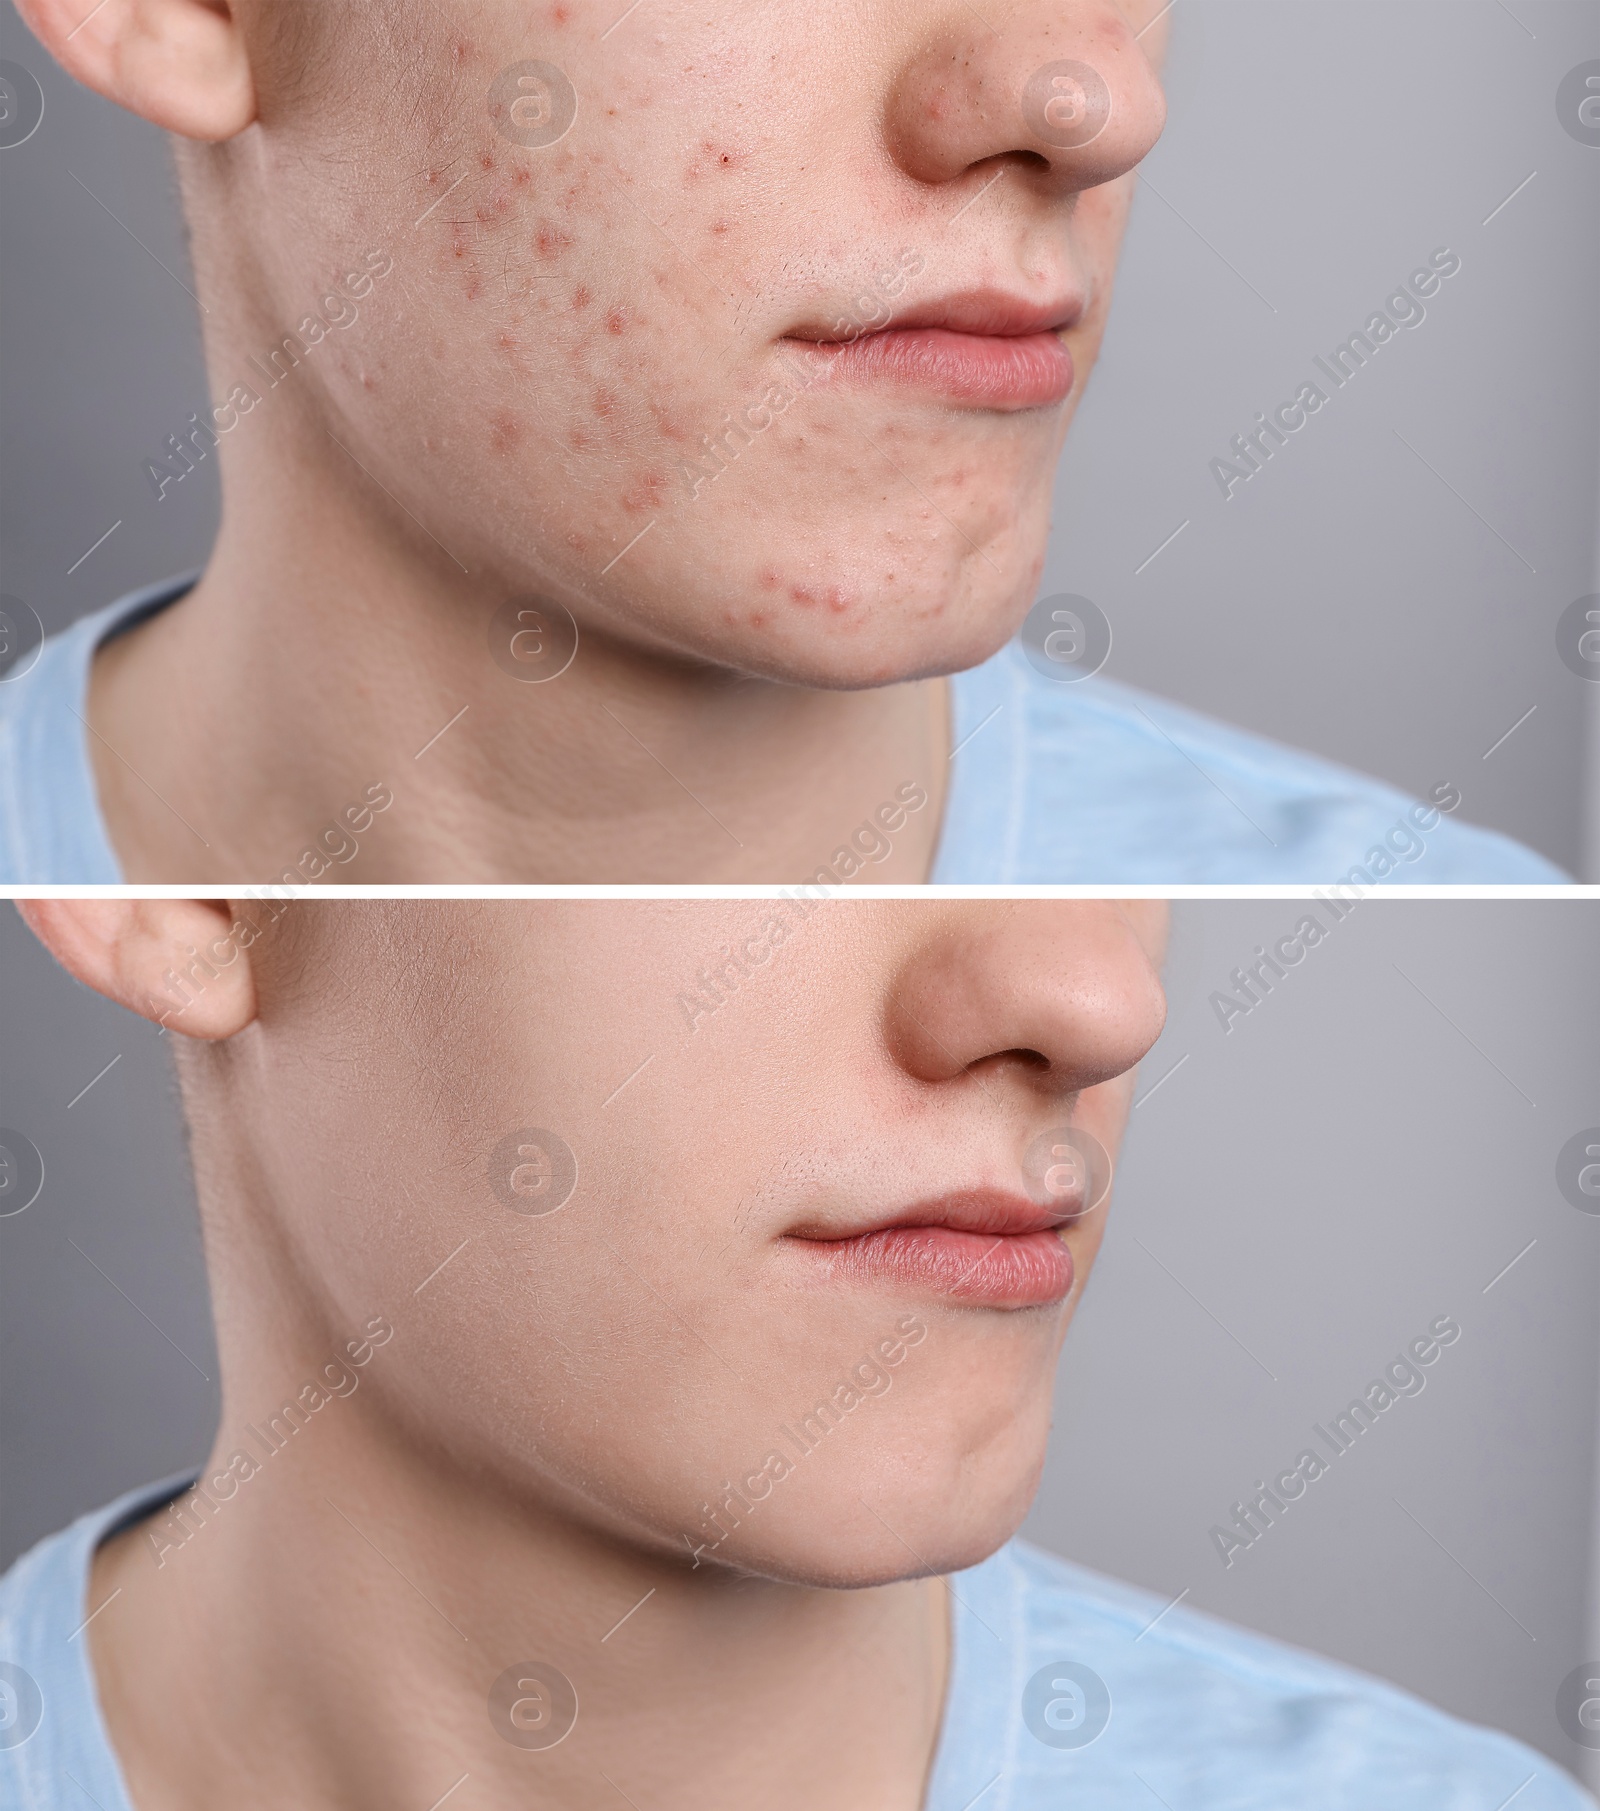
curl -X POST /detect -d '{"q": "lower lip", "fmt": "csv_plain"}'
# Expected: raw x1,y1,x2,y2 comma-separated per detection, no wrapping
788,327,1075,410
795,1226,1075,1308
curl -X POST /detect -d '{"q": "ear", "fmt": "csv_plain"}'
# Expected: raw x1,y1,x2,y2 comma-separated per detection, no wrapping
16,900,258,1038
14,0,255,141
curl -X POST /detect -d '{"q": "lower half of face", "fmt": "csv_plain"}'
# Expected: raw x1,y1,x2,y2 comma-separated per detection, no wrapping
204,0,1148,688
227,902,1162,1589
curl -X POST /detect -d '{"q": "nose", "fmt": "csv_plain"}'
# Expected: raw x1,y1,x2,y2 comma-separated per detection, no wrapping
885,2,1167,195
884,903,1167,1097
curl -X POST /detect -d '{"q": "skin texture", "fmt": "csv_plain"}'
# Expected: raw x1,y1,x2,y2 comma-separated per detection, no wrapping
20,0,1169,880
22,896,1169,1811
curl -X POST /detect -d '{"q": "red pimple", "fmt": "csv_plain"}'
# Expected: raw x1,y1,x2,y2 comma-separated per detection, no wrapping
621,470,666,512
572,284,592,309
606,307,627,334
489,410,522,454
758,568,780,590
480,153,495,170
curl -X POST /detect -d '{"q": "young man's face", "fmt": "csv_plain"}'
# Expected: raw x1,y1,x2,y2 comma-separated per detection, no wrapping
208,900,1166,1584
211,0,1167,686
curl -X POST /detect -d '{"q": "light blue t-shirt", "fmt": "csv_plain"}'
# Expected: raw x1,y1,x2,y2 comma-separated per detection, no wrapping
0,1476,1590,1808
0,578,1570,883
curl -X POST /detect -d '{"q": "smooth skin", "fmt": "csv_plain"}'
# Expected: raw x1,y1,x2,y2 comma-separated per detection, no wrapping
19,0,1169,881
22,897,1167,1811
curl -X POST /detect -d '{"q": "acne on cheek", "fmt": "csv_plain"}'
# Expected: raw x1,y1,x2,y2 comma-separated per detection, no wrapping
619,470,668,514
786,583,860,618
682,139,753,185
736,566,875,632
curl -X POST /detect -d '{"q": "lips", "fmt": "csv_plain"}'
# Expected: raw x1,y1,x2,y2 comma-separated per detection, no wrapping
785,1188,1079,1309
783,288,1084,411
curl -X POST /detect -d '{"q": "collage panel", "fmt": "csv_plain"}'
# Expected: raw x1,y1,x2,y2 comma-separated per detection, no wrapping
0,0,1593,883
0,896,1596,1807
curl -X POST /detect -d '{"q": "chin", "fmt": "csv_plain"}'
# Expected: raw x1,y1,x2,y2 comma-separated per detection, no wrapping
712,1494,1040,1592
685,1439,1050,1592
660,557,1042,692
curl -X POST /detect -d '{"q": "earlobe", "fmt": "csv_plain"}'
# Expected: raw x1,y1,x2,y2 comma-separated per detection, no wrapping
14,0,256,142
16,899,259,1039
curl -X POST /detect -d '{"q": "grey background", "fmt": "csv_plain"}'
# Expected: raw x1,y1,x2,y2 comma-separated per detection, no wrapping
2,0,1597,872
2,899,1597,1785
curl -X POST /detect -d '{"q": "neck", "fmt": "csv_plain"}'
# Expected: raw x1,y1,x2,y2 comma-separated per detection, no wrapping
88,1376,951,1811
87,446,950,884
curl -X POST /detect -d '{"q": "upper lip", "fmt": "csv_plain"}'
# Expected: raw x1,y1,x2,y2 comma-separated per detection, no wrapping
788,1187,1065,1242
787,287,1086,345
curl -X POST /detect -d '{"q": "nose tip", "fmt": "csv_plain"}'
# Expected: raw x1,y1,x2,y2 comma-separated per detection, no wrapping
886,12,1167,194
885,906,1169,1097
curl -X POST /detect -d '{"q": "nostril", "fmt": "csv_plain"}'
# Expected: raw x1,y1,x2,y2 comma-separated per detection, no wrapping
972,1047,1051,1074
